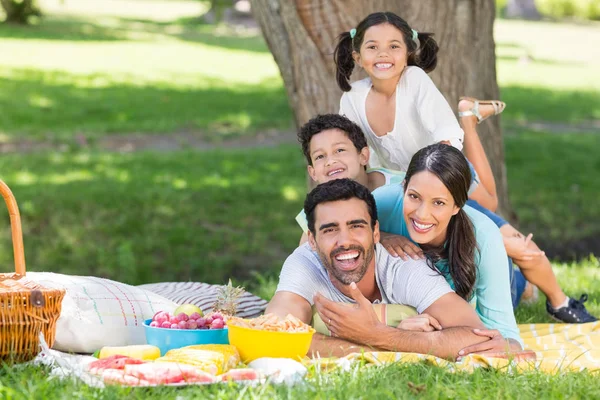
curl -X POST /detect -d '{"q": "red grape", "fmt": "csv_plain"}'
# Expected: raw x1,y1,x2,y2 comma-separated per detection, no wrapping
177,313,189,322
189,312,202,321
188,320,198,330
160,321,171,329
177,320,189,330
170,323,179,329
210,319,224,329
149,321,160,327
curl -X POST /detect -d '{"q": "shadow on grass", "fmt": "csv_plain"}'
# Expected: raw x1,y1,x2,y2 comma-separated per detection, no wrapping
0,14,271,53
0,68,292,140
0,16,128,41
0,147,306,285
496,55,581,66
505,132,600,260
501,85,600,123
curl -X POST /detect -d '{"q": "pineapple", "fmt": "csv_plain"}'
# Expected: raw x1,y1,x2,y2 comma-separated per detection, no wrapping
212,279,245,317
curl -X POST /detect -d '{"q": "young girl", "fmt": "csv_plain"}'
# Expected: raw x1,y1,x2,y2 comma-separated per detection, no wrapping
333,11,596,323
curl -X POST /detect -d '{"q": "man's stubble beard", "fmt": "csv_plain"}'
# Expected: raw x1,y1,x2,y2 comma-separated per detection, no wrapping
316,241,376,286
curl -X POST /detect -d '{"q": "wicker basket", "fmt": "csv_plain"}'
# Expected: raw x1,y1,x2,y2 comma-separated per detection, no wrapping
0,179,65,363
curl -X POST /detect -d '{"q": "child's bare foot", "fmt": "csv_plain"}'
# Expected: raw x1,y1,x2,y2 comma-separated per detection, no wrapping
458,97,506,124
521,282,539,304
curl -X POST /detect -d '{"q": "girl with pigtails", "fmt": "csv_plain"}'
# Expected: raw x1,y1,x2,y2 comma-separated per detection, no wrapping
333,11,596,330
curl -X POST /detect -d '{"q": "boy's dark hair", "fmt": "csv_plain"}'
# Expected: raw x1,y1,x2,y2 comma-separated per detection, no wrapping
304,178,377,235
298,114,368,166
334,12,439,92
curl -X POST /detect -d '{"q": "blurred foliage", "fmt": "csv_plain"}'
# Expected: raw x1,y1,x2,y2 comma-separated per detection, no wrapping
0,0,41,24
497,0,600,20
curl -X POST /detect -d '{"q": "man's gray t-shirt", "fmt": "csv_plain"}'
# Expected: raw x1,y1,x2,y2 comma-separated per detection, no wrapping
276,243,453,313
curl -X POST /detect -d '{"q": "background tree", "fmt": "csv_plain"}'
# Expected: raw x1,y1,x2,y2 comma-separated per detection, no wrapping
505,0,541,20
0,0,41,24
252,0,515,219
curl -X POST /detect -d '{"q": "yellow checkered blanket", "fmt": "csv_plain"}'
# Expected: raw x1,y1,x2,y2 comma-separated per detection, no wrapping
310,322,600,374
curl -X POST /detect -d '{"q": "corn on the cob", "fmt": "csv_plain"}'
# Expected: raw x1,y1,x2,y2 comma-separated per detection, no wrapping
182,345,240,371
156,349,224,375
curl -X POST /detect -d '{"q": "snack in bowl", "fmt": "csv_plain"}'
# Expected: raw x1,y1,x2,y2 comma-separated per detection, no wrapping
227,314,315,362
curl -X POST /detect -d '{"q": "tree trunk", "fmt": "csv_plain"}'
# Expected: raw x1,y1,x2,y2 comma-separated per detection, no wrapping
1,0,41,24
505,0,542,20
252,0,514,220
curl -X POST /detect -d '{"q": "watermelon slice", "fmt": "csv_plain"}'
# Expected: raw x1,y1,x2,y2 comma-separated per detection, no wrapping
88,355,145,374
124,362,216,385
219,368,260,382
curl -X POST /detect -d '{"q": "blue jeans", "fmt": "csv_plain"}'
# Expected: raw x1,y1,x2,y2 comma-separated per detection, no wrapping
510,259,526,309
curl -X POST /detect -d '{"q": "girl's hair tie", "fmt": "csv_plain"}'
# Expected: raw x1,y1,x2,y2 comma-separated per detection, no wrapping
349,28,356,39
411,29,419,42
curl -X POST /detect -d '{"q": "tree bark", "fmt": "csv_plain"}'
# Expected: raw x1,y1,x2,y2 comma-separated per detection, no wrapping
252,0,514,219
1,0,41,24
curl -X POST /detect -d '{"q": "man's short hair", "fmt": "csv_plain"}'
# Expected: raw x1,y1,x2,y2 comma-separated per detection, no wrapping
304,178,378,235
298,114,368,166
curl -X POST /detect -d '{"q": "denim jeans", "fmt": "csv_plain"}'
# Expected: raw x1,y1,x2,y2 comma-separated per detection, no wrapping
509,259,527,309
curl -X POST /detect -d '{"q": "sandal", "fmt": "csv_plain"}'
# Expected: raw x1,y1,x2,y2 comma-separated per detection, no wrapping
458,96,506,124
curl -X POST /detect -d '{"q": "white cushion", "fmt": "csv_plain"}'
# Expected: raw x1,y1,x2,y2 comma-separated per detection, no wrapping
25,272,177,354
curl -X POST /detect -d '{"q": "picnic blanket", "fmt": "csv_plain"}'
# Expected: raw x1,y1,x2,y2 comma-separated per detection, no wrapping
309,322,600,374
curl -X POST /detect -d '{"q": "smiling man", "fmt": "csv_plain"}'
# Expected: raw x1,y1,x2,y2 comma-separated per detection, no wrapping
266,178,491,359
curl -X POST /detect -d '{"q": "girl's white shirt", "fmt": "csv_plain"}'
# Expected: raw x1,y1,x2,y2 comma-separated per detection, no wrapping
339,66,464,171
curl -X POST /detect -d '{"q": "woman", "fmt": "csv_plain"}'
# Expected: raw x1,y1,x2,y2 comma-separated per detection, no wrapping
372,143,522,354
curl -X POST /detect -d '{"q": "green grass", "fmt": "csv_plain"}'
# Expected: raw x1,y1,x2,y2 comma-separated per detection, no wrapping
0,146,306,286
495,19,600,124
0,12,290,140
1,3,599,397
0,132,598,291
505,132,600,252
2,355,600,399
0,364,600,399
1,7,600,140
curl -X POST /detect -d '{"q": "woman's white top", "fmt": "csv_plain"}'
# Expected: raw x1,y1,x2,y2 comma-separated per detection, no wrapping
339,66,464,171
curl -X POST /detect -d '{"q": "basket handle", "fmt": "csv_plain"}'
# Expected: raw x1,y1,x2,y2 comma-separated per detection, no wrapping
0,179,26,276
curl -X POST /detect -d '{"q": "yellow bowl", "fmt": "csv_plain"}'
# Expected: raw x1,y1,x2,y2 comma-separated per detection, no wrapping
227,324,315,362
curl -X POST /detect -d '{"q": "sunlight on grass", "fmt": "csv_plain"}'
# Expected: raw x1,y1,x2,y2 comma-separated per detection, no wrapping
39,0,208,22
282,185,300,202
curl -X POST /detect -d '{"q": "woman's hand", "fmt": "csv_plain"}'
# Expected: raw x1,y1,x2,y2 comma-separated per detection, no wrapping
457,328,522,360
313,282,385,345
503,233,544,262
397,314,442,332
380,232,424,260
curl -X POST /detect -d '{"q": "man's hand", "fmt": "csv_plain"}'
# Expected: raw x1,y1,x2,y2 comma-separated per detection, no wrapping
503,233,545,261
457,328,521,359
380,232,424,260
313,282,385,344
397,314,442,332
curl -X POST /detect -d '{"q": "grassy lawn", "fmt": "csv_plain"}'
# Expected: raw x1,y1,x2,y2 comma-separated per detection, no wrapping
0,135,598,316
3,361,600,399
1,1,599,397
1,3,599,140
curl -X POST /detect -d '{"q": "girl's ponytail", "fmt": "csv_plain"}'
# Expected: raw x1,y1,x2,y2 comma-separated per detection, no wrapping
334,32,356,92
409,31,439,73
445,209,478,300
